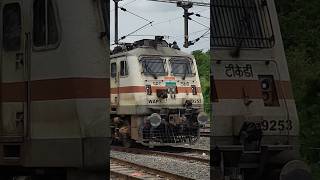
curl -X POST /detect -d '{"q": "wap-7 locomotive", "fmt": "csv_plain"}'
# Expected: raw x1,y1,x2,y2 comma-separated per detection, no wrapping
110,37,208,147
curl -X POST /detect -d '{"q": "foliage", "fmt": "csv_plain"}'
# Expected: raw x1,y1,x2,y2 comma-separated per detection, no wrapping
277,0,320,178
192,50,211,114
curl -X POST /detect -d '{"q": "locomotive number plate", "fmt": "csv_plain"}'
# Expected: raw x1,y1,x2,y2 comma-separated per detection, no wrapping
257,120,293,131
190,99,202,103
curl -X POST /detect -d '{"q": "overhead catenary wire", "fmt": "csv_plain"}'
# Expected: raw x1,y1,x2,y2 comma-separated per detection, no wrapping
117,4,180,39
173,28,209,39
188,28,210,46
111,0,210,49
190,19,209,28
118,21,154,42
116,5,159,42
171,28,209,46
125,34,172,37
119,7,153,23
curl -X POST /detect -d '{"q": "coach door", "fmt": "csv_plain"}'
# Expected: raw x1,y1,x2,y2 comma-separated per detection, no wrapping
0,0,27,139
110,60,119,109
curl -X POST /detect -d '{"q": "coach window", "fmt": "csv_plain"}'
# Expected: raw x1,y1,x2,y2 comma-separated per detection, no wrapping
3,3,21,51
120,61,128,77
111,62,117,78
33,0,60,49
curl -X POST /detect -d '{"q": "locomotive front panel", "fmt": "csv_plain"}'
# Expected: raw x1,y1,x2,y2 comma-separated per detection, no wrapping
111,46,208,146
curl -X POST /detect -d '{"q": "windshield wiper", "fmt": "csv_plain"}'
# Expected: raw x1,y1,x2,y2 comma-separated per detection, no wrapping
145,63,158,79
182,63,187,80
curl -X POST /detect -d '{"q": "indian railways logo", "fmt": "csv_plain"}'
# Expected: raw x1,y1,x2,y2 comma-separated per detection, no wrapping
165,81,176,87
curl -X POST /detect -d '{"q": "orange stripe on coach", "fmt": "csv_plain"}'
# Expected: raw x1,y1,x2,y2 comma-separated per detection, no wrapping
110,86,202,94
213,80,294,99
0,78,110,102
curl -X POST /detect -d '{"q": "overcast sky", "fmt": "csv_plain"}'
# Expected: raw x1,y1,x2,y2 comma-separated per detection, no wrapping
110,0,210,53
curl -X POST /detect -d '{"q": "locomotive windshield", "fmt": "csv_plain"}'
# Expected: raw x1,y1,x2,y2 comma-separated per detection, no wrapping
170,58,194,77
141,57,167,77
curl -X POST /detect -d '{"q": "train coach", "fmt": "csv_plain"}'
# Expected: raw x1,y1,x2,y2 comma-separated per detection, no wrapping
210,0,312,180
0,0,109,179
110,37,208,147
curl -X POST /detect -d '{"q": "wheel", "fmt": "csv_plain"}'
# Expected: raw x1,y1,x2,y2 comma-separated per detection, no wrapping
280,160,312,180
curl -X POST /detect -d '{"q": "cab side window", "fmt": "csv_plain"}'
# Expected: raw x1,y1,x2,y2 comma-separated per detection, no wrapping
3,3,21,51
111,62,117,78
120,61,128,76
33,0,60,49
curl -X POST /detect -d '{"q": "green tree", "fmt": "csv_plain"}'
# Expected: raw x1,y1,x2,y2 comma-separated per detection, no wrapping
192,50,211,113
276,0,320,178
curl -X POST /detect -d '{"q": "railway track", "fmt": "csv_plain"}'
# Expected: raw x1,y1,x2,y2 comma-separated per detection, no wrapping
111,146,210,164
110,157,194,180
200,126,211,137
200,131,211,137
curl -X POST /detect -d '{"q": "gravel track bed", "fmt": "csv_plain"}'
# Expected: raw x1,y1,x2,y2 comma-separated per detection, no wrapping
180,152,210,160
111,151,210,180
172,137,210,150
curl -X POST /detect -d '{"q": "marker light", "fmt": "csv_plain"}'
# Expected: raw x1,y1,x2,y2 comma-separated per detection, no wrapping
191,85,197,95
146,85,152,95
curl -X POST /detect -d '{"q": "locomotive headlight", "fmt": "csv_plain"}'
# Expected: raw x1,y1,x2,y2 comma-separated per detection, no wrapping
148,113,162,127
197,112,208,125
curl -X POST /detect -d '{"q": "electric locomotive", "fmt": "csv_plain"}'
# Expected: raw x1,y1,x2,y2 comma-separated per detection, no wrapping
110,37,208,147
210,0,312,179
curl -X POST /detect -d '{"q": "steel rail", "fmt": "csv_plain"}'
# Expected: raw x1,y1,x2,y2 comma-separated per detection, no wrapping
111,157,194,180
111,146,209,164
200,131,211,137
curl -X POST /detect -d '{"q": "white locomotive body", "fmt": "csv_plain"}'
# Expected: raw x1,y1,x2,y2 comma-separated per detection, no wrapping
0,0,109,179
110,38,207,146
